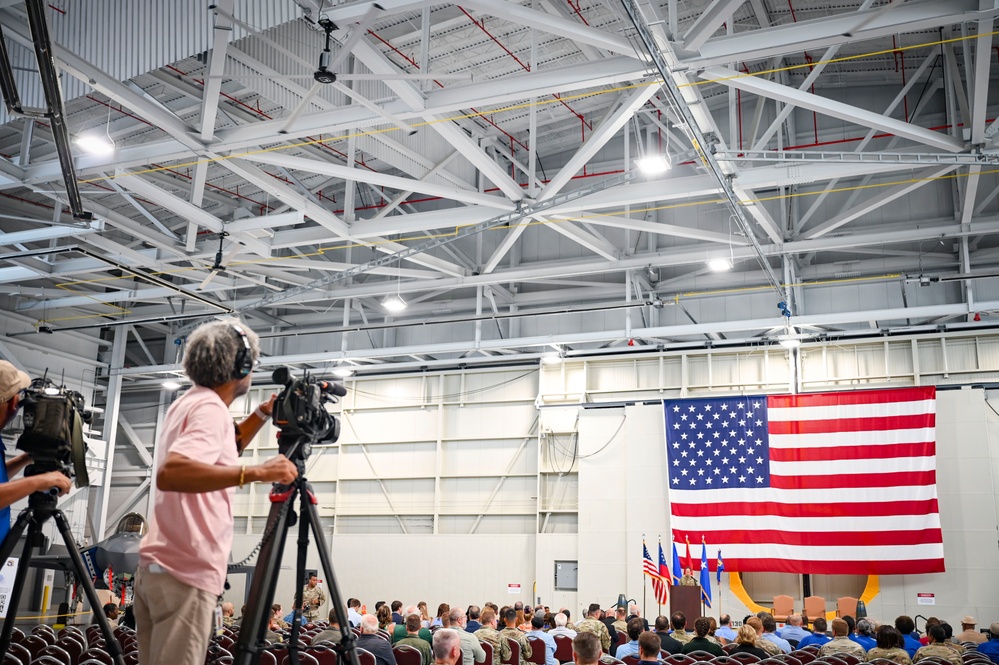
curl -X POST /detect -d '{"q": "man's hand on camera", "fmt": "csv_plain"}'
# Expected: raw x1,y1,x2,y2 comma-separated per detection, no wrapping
254,455,298,484
258,393,277,418
36,471,72,495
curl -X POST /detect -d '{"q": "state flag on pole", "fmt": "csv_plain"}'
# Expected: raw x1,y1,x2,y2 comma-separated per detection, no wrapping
658,540,671,589
644,539,668,605
699,540,712,607
670,540,682,584
664,387,945,574
716,550,724,584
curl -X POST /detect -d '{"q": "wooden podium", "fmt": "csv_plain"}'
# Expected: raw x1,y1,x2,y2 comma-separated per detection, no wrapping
670,585,701,621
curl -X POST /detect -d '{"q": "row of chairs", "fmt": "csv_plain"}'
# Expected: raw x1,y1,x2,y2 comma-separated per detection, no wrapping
770,596,860,623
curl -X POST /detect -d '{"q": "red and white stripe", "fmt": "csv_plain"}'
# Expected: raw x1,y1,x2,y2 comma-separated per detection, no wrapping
668,387,944,575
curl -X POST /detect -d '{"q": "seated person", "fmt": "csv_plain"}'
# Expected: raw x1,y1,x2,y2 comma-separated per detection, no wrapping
914,626,962,665
820,619,867,659
637,632,662,665
681,617,725,657
730,625,769,660
866,625,912,665
616,618,644,660
798,617,832,649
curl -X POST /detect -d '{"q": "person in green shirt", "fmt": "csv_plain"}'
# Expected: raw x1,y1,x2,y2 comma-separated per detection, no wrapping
394,606,434,643
397,613,434,665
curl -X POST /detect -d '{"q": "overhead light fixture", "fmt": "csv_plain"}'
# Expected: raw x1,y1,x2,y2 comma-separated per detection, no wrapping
74,134,115,155
707,258,732,272
778,337,801,349
162,380,182,390
636,155,671,175
382,294,407,312
332,366,354,378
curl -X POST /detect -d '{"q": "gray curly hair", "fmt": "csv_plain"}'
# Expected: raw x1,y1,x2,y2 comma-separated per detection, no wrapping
182,318,260,388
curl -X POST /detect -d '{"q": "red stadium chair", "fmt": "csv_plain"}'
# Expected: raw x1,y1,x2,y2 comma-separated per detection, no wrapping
306,646,338,665
527,638,548,665
32,644,72,665
3,654,22,665
480,640,495,665
79,650,114,665
713,657,746,665
502,640,521,665
794,652,817,664
10,627,25,644
554,636,573,663
684,651,716,663
20,636,49,660
835,655,860,665
394,645,423,665
55,638,84,665
281,654,319,665
727,653,759,664
662,655,698,665
8,644,32,665
123,651,140,665
622,656,640,665
258,651,278,665
617,634,628,648
356,647,377,665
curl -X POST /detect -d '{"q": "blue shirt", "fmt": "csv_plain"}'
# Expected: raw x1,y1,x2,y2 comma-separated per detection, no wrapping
902,634,922,658
797,633,832,648
977,638,999,665
779,625,811,643
851,634,876,651
0,434,10,542
762,633,792,653
527,630,557,665
715,626,737,642
616,641,640,660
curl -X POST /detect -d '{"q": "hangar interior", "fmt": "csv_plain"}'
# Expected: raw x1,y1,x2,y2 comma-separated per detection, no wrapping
0,0,998,623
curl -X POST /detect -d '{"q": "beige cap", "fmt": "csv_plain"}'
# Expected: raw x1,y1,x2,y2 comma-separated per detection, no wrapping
962,616,977,625
0,361,29,402
991,622,999,637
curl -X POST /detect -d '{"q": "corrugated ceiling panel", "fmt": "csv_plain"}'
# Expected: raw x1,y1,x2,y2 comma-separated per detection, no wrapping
0,1,300,122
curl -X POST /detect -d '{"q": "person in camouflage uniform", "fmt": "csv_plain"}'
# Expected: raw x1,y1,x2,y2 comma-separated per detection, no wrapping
743,618,781,656
576,604,611,653
671,612,693,645
500,607,532,665
476,608,512,665
866,626,912,665
914,626,963,665
819,619,868,659
301,574,327,622
221,602,236,628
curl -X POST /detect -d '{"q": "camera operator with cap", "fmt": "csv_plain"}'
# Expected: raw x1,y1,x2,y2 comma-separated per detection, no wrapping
134,319,298,665
0,360,71,536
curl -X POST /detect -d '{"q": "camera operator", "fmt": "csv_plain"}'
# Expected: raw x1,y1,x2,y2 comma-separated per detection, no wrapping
134,320,298,665
0,360,71,535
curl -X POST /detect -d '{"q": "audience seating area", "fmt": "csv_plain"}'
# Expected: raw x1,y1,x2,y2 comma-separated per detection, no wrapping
4,621,995,665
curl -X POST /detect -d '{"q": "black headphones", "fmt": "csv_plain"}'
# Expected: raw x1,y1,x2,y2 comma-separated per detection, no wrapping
230,324,254,379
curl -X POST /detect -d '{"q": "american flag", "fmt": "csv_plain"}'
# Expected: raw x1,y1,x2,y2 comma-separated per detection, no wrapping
664,387,944,575
643,540,668,604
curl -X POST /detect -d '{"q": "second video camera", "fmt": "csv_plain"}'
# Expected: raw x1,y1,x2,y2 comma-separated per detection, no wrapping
17,377,91,487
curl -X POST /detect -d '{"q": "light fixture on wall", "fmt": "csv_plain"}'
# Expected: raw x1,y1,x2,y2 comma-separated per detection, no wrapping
162,380,182,390
778,325,801,349
541,351,563,365
332,365,354,378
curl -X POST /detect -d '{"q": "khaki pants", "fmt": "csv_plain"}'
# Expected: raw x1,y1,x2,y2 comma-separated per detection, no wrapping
134,567,217,665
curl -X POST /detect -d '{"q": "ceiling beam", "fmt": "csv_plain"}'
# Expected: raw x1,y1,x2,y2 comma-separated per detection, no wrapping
682,0,746,52
804,164,960,239
700,66,966,153
680,0,999,69
199,0,234,142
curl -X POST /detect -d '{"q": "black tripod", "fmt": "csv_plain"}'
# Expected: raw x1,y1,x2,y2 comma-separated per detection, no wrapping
0,480,125,665
234,449,360,665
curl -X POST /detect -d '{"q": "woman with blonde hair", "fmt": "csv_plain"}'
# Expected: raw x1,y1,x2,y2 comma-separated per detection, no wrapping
731,624,769,659
418,602,431,628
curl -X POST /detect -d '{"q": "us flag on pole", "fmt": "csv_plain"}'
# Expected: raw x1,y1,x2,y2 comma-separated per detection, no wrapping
643,540,668,604
664,387,944,575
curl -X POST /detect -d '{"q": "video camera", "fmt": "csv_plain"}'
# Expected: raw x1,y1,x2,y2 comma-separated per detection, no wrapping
271,367,344,461
16,376,91,487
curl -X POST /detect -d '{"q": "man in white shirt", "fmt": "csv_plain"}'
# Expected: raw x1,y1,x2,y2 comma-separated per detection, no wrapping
348,597,363,628
550,614,577,639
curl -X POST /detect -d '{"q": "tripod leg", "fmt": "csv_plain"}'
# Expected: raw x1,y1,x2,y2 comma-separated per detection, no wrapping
235,485,297,665
301,485,361,665
286,495,311,665
0,510,37,655
52,510,125,665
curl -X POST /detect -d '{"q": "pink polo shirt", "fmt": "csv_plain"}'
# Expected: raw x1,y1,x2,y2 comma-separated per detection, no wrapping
139,386,238,595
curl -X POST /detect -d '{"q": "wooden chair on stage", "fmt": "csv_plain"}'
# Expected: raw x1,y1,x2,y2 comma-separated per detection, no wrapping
835,597,858,619
803,596,827,626
772,595,794,622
